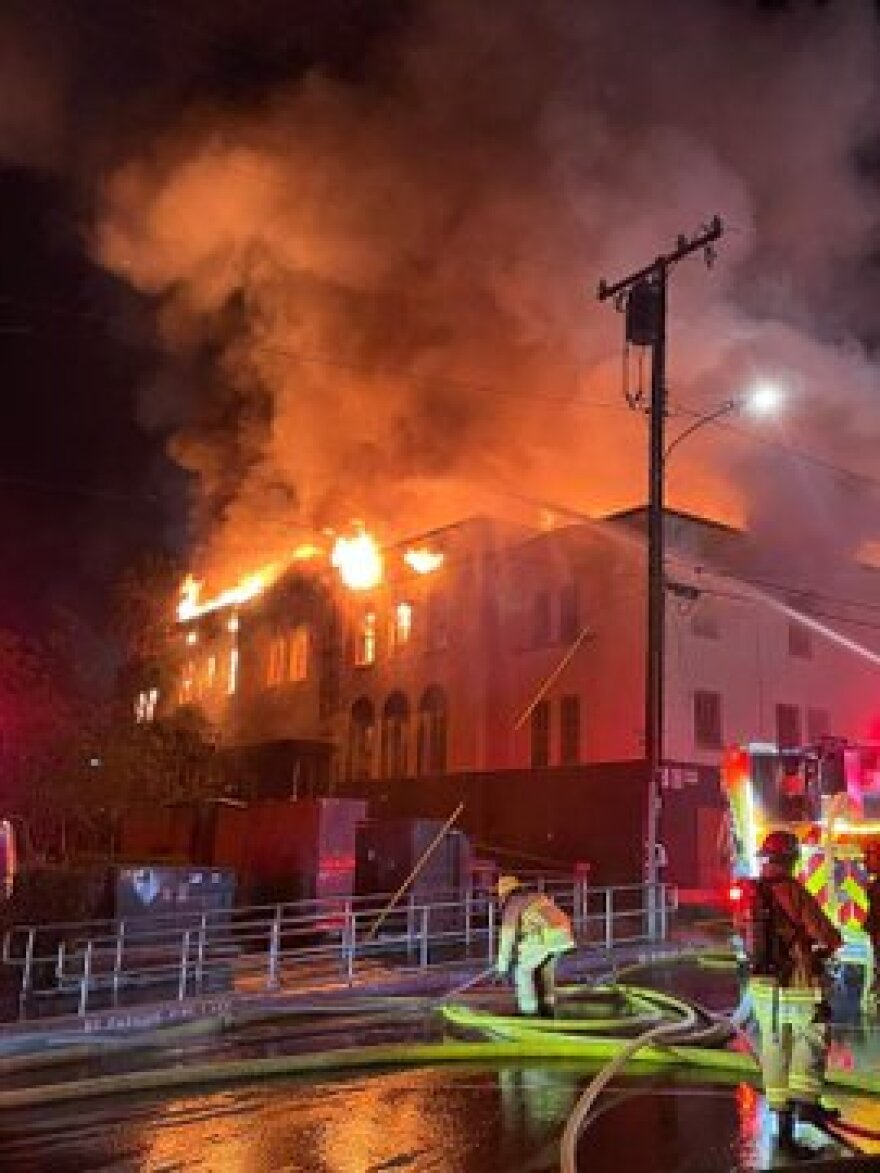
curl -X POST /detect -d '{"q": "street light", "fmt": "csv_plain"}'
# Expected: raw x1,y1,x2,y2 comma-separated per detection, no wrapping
665,383,780,460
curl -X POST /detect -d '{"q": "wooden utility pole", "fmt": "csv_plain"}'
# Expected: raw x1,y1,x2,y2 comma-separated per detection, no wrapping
598,217,723,927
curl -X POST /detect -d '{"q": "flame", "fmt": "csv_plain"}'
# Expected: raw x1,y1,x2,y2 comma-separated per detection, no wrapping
177,569,271,622
331,531,383,591
404,547,444,575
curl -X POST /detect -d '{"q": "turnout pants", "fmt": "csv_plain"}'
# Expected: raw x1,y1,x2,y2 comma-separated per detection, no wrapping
749,976,828,1110
513,930,572,1016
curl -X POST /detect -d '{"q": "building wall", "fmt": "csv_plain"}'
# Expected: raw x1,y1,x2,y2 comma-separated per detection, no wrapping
162,513,879,849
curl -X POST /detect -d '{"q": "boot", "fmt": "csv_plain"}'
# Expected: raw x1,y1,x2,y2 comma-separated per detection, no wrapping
776,1109,814,1161
795,1100,842,1128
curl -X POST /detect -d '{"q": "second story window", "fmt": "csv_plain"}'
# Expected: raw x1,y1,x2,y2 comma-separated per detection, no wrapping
267,635,288,686
355,611,377,666
693,690,722,749
776,703,801,749
389,602,413,652
788,620,812,659
289,625,309,682
530,700,551,768
560,694,581,764
807,707,830,743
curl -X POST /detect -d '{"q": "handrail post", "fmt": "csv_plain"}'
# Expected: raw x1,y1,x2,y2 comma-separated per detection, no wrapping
658,883,668,940
195,914,206,995
487,900,496,964
464,885,472,953
178,930,190,1002
112,921,126,1007
55,939,66,988
78,940,93,1019
407,893,416,958
267,905,282,991
18,928,35,1021
420,905,429,969
604,888,614,951
346,907,356,985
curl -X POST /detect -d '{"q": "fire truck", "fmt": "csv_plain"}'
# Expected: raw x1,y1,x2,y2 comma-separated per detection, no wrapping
721,738,880,989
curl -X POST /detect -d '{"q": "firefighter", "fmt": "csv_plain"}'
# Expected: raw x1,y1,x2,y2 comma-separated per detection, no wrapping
495,875,575,1017
746,829,843,1156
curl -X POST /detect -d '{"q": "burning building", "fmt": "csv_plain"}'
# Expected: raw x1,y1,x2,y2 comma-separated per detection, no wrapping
137,507,879,894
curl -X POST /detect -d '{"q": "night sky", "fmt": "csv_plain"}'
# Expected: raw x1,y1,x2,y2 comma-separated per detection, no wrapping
1,0,879,663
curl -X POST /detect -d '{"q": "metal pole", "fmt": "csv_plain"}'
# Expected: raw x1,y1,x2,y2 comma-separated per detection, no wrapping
195,914,206,995
267,906,281,991
604,889,614,951
19,928,34,1021
112,922,125,1007
78,940,93,1019
178,930,190,1002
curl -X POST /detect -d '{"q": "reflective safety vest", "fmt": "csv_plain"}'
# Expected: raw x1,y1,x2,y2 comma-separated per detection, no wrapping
497,890,575,974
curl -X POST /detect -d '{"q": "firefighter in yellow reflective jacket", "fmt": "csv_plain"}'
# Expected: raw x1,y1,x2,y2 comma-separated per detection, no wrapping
746,830,843,1155
496,875,575,1017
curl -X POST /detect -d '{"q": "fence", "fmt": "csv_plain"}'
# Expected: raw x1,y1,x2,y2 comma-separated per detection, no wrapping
2,877,674,1022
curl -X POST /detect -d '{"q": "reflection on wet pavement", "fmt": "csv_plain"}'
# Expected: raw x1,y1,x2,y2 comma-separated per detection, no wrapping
3,960,880,1171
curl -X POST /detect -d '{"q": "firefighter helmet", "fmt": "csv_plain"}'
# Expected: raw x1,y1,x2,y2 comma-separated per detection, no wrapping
759,830,800,861
497,874,520,902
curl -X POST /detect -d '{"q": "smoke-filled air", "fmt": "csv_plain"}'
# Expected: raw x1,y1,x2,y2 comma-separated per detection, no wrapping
88,0,880,590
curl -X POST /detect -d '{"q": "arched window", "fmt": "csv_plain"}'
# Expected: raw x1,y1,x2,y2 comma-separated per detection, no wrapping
348,696,376,781
417,686,448,776
381,691,410,778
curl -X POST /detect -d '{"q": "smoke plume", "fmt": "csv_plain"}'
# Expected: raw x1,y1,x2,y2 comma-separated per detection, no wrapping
90,0,880,589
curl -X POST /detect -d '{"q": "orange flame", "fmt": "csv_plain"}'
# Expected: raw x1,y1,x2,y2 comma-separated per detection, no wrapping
404,547,444,575
331,531,383,591
177,569,271,623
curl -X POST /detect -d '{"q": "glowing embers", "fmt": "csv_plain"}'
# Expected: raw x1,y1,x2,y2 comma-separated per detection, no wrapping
404,547,444,575
332,531,383,591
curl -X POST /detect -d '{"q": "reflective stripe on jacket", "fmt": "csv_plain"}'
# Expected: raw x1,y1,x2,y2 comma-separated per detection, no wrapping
497,890,575,975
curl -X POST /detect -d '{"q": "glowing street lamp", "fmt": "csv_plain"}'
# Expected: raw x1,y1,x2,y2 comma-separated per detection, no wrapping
665,382,781,459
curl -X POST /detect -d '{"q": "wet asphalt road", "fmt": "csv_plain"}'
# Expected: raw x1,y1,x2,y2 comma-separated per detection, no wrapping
4,961,880,1172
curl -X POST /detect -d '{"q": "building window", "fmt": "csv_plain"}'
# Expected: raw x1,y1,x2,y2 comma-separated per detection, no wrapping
776,703,802,749
560,694,581,764
788,621,812,659
693,690,722,749
417,686,448,775
267,635,288,686
389,602,413,652
559,583,580,643
134,688,159,724
381,691,410,778
348,697,375,780
426,593,449,652
530,700,551,768
691,604,719,639
228,646,239,694
355,612,377,666
531,592,552,648
807,707,830,743
289,625,309,682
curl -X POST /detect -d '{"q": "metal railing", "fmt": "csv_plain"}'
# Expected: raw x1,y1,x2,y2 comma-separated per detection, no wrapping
2,878,673,1022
